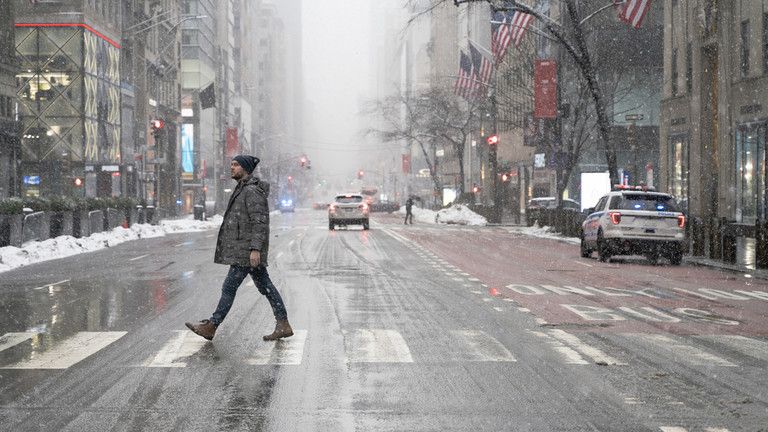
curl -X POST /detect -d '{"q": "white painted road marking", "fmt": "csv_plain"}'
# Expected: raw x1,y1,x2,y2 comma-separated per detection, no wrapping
247,330,308,365
660,428,730,432
129,254,149,261
2,332,126,369
574,260,594,268
627,334,737,367
548,329,626,365
32,279,70,290
531,330,589,365
449,330,516,362
0,332,38,353
345,329,413,363
697,335,768,362
145,330,208,368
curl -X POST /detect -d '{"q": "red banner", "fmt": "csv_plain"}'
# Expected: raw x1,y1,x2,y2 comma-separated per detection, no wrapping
534,60,558,119
225,128,239,158
402,154,411,174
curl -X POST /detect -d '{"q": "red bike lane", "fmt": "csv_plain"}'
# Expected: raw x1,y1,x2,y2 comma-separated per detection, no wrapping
390,225,768,336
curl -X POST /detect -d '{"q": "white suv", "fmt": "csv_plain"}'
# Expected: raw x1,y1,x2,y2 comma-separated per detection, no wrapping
329,193,370,230
580,188,686,265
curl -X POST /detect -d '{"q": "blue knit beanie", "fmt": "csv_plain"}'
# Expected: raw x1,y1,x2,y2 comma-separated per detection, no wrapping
233,155,260,174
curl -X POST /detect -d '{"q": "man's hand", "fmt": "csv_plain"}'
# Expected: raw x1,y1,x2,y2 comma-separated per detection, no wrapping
249,250,261,267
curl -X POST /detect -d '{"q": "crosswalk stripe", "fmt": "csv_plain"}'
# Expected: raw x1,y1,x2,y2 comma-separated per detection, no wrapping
696,335,768,362
450,330,516,362
531,331,589,364
144,330,208,368
627,334,737,367
548,329,626,365
247,330,308,365
0,332,38,353
660,428,730,432
2,332,126,369
345,329,413,363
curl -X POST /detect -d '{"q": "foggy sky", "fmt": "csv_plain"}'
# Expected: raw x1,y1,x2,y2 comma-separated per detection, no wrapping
302,1,375,184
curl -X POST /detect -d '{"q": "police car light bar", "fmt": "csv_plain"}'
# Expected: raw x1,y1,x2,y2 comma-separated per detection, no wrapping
612,184,656,192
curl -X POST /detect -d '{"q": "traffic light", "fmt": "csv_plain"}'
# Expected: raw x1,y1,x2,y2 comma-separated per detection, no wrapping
150,119,165,130
472,184,480,194
300,156,307,168
357,170,364,179
287,175,293,183
486,134,499,145
501,173,509,182
72,177,84,187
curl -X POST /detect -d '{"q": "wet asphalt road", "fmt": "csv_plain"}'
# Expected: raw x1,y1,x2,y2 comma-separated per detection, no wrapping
0,209,767,431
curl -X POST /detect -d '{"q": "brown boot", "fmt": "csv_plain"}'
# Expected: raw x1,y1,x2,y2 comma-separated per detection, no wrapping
263,319,293,341
185,319,217,340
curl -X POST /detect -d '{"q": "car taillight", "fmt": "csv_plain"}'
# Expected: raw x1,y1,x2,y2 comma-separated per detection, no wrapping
359,204,369,211
678,215,686,228
609,212,621,225
329,204,336,212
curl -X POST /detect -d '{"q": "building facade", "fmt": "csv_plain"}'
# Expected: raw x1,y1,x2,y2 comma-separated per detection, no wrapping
0,0,19,199
14,0,124,198
660,1,768,240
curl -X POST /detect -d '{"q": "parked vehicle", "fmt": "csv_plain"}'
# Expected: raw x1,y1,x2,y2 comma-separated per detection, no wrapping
580,186,686,265
525,197,581,226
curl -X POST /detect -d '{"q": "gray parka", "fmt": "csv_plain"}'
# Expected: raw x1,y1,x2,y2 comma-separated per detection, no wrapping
214,175,270,267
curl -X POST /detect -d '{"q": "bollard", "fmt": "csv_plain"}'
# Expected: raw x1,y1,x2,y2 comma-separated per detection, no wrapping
193,204,204,221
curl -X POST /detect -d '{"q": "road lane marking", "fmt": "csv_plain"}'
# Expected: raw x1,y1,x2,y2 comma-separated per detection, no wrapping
276,252,284,259
0,332,39,353
32,279,70,290
174,241,194,247
205,234,215,238
2,332,126,369
518,308,531,312
696,335,768,362
247,330,307,365
145,330,208,368
574,260,594,268
548,329,626,365
493,307,504,312
659,428,688,432
129,254,149,261
531,330,589,365
450,330,516,362
345,329,413,363
627,334,736,367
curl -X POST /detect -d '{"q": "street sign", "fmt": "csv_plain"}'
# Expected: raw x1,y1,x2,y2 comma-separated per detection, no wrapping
534,153,546,168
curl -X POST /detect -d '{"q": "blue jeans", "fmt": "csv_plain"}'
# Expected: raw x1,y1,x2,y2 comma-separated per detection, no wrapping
210,265,288,325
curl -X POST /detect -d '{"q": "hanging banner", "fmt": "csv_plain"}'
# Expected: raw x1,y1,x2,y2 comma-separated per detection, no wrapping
226,127,239,159
181,124,194,174
534,60,558,119
402,154,411,174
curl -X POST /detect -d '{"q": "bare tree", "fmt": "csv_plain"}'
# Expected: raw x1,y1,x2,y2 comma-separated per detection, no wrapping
364,88,480,201
450,0,621,186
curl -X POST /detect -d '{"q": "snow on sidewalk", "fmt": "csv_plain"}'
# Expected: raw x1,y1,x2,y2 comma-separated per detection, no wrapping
397,203,487,226
0,215,223,274
508,224,581,245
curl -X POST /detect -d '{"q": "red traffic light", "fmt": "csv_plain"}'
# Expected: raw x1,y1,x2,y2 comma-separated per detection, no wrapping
472,185,480,194
486,134,499,145
150,119,165,130
357,170,364,179
300,156,307,167
287,175,293,182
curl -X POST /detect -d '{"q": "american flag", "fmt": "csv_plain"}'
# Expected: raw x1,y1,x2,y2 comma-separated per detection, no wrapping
454,51,474,99
618,0,652,29
491,8,533,64
469,43,493,98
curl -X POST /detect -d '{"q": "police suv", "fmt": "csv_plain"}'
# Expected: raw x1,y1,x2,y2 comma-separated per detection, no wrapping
580,185,686,265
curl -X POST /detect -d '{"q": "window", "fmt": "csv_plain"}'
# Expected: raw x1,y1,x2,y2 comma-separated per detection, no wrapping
741,20,750,77
613,194,680,212
671,48,678,96
735,124,767,222
668,134,689,212
763,13,768,74
685,42,692,93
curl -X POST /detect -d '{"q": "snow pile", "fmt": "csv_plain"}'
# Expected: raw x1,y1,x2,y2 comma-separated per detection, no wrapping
0,216,223,274
512,224,580,245
398,206,440,224
435,204,487,226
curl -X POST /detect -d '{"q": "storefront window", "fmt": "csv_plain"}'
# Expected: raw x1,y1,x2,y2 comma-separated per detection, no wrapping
736,124,767,223
668,134,688,212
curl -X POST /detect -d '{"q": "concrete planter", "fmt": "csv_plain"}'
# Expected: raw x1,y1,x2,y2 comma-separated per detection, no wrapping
22,211,50,244
50,211,74,238
0,213,23,247
89,210,104,234
73,209,90,238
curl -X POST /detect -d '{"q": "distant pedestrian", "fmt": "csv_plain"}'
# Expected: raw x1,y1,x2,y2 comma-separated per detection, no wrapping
404,197,414,225
186,155,293,341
